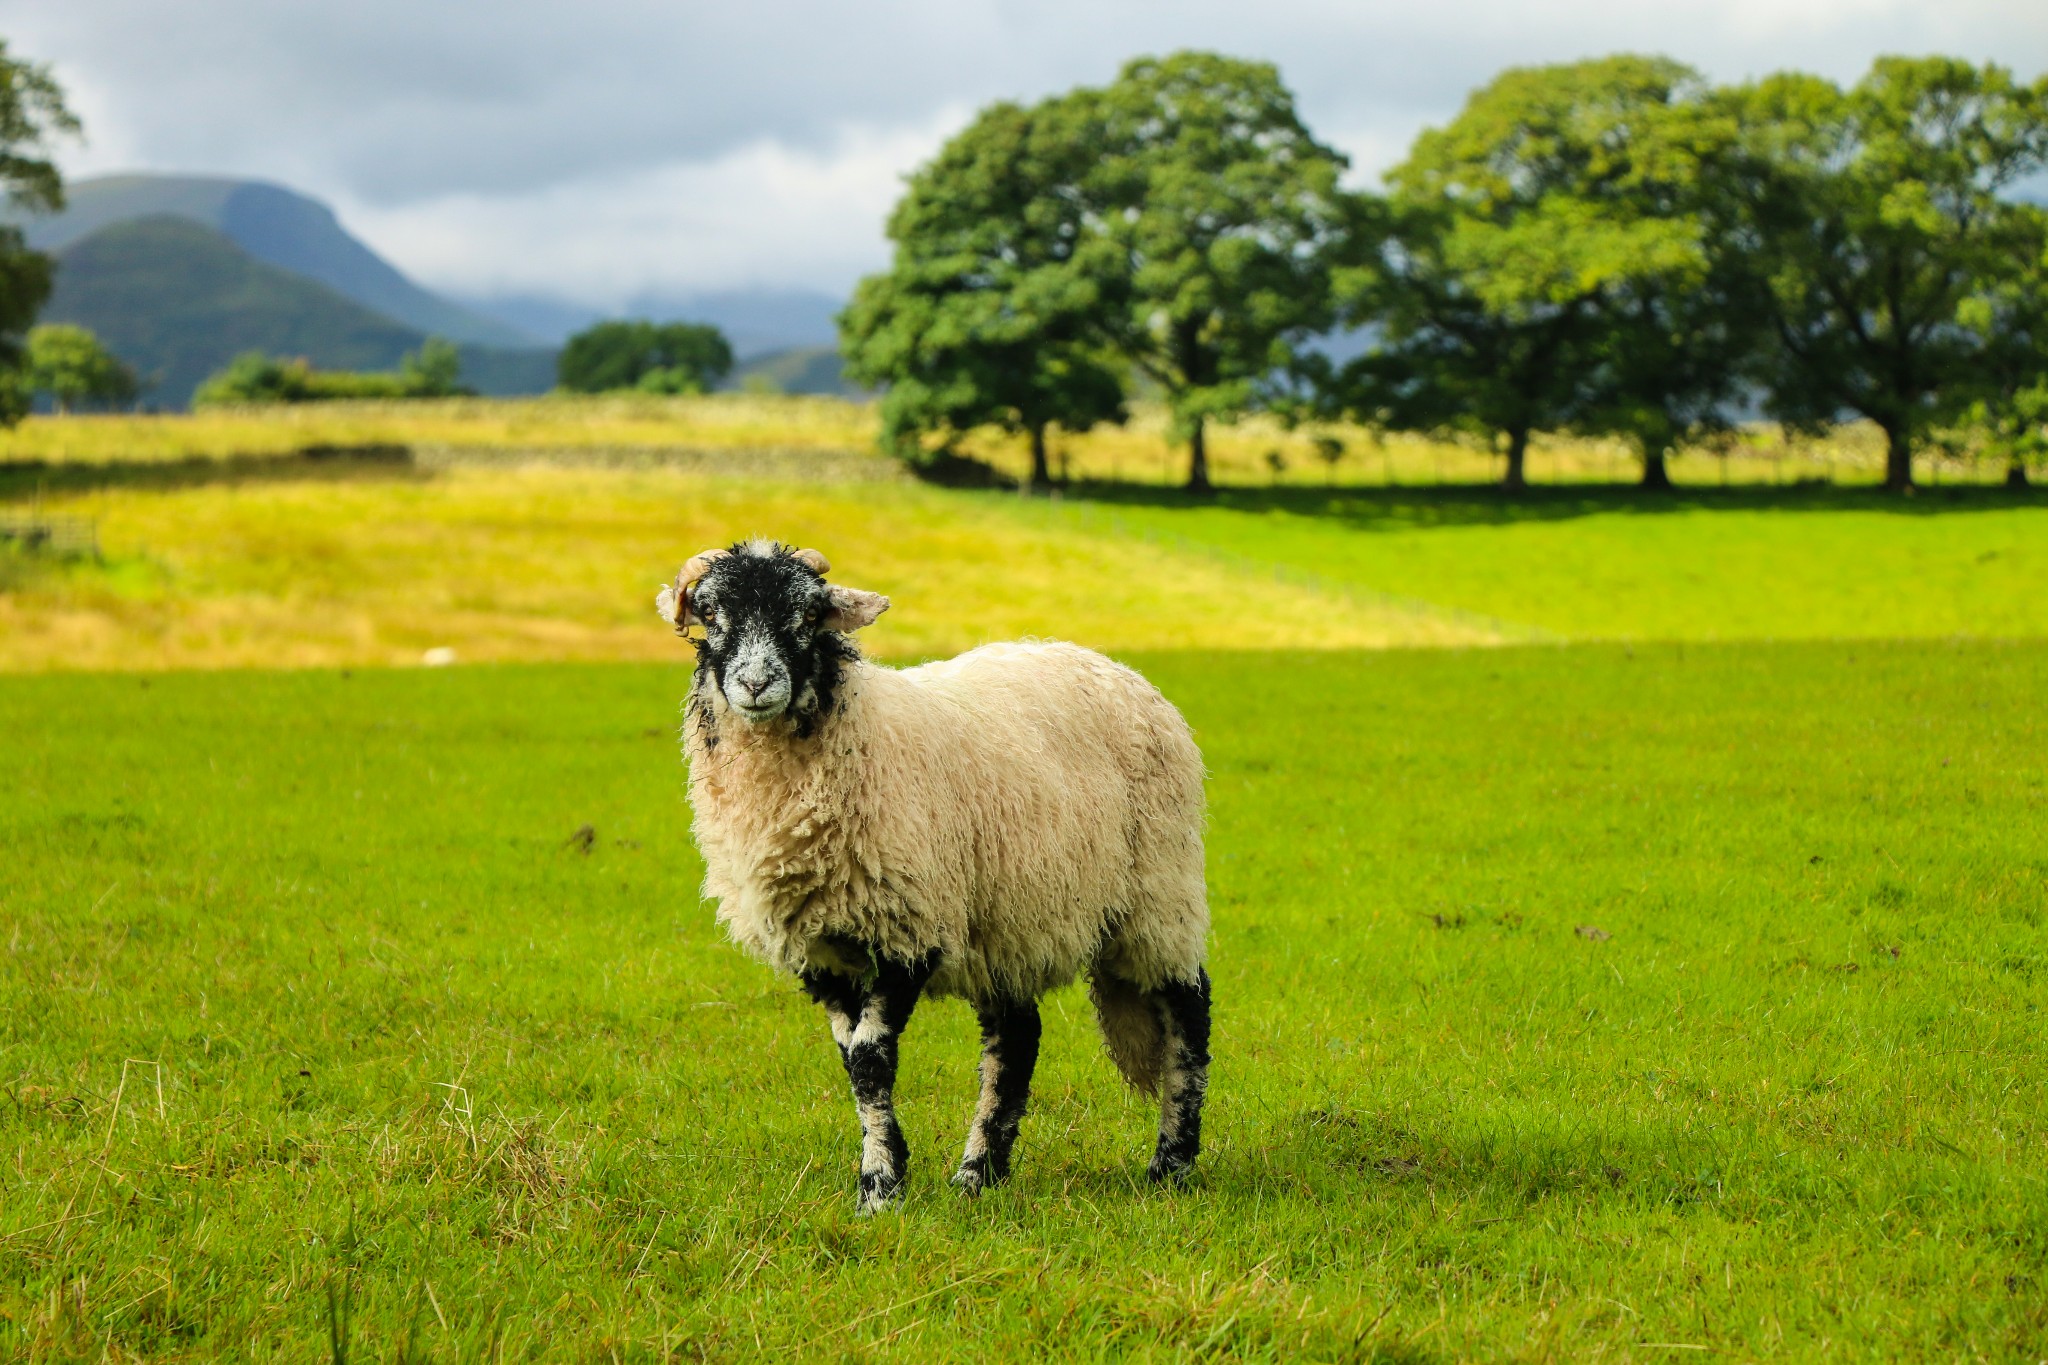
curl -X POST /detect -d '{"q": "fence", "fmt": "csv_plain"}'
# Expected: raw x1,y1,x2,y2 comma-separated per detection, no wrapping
0,512,98,557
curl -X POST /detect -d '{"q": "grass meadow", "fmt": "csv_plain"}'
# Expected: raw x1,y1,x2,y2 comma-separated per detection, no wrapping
4,400,2047,1360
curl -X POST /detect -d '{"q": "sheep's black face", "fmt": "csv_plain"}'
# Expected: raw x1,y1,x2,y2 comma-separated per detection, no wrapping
682,542,885,737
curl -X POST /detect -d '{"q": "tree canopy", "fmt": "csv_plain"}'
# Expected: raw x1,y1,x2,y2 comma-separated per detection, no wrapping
1084,53,1355,492
843,49,2048,493
25,324,136,413
840,97,1125,486
557,320,734,395
1717,57,2048,490
0,41,79,426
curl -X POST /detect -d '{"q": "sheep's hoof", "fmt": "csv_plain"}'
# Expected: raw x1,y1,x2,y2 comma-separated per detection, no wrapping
951,1165,984,1197
1146,1155,1196,1187
856,1170,904,1215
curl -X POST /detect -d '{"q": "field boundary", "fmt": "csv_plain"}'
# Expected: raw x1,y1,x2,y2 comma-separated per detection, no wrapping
413,444,906,482
1043,500,1566,645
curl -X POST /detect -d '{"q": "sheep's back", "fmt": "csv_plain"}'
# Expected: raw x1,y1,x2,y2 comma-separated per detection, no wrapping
870,642,1206,999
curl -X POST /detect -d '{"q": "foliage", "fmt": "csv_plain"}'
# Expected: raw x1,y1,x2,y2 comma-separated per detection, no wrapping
1948,208,2048,485
192,339,472,406
2,642,2044,1357
0,41,80,427
841,98,1126,486
557,319,734,394
1085,53,1355,492
1717,57,2048,490
1329,57,1759,489
24,323,137,412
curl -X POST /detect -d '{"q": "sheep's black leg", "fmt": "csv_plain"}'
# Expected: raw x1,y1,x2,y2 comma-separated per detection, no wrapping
805,951,935,1213
1147,970,1212,1185
799,967,866,1076
953,998,1041,1194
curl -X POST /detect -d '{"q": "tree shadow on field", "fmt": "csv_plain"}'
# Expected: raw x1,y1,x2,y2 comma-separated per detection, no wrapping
1055,478,2048,531
0,445,426,502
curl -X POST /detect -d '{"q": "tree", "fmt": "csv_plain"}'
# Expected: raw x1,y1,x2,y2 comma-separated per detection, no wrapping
1330,195,1599,490
840,97,1126,487
1717,57,2048,491
25,324,136,412
557,320,734,394
193,338,471,405
399,336,465,398
1330,57,1751,489
1952,208,2048,487
1085,53,1354,493
0,42,80,426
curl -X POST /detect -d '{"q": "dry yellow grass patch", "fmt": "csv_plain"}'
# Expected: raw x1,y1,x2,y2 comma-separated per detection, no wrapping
1,466,1498,671
4,395,1935,489
0,394,878,465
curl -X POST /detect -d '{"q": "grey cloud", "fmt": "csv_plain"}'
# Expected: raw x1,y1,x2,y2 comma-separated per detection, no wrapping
3,0,2043,297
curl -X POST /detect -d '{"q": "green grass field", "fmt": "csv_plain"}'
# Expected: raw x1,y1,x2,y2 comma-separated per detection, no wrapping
5,643,2045,1361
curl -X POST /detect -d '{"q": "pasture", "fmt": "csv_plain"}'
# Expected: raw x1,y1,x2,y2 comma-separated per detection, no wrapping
5,646,2045,1360
3,401,2046,1360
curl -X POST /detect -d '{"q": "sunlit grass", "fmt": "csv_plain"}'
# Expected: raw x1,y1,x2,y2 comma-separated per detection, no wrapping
7,395,2018,488
3,643,2042,1359
0,466,1498,671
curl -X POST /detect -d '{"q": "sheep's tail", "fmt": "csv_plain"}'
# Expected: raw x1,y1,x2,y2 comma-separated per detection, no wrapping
1090,971,1166,1096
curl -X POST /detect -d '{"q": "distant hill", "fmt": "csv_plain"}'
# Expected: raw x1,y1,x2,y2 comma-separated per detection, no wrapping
44,216,554,407
22,174,538,349
728,345,864,397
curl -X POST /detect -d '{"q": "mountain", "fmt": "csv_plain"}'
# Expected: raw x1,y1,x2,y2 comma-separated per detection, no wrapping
730,346,865,397
22,174,539,349
44,216,554,407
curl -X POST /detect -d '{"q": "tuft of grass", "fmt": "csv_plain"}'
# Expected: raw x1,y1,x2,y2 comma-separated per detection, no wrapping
2,642,2043,1359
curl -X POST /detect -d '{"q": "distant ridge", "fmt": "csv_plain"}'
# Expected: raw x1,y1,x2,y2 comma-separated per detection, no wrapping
22,173,539,349
45,216,554,407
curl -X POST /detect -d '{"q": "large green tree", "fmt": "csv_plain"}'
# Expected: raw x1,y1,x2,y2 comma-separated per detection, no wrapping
1332,57,1751,489
840,97,1125,486
0,42,79,425
1952,207,2048,487
1085,53,1354,493
25,323,136,412
1718,57,2048,491
557,320,734,394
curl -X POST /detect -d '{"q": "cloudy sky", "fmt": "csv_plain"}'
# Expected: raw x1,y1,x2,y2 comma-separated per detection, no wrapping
7,0,2045,309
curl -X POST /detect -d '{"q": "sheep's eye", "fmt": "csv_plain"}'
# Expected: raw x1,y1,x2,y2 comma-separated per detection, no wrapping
803,609,820,625
699,607,717,626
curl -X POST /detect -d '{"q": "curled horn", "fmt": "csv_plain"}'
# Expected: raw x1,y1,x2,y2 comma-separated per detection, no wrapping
655,547,730,631
791,547,830,575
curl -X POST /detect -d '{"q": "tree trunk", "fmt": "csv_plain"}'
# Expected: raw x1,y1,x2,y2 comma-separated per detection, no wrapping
2007,457,2030,489
1186,418,1212,495
1503,427,1529,491
1027,424,1051,490
1883,424,1914,493
1640,447,1672,490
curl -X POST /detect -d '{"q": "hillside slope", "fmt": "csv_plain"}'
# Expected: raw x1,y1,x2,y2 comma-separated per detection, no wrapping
45,217,554,407
22,174,536,349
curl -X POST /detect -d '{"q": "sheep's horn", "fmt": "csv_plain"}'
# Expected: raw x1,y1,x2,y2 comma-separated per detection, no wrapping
791,547,830,575
679,547,730,589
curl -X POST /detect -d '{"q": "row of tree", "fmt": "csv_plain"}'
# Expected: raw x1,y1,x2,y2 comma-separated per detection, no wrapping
841,51,2048,492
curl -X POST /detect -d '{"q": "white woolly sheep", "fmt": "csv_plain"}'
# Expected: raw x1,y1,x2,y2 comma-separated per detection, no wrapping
657,539,1210,1211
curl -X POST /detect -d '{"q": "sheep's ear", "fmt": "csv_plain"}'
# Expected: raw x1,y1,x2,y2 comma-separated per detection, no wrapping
824,584,889,632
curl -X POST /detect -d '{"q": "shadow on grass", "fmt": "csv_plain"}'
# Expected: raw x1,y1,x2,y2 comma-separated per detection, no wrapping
1047,478,2048,530
0,445,426,502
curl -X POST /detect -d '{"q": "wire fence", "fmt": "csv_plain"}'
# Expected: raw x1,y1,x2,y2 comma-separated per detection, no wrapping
0,512,98,558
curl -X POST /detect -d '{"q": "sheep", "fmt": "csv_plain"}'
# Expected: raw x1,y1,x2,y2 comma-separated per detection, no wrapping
656,539,1210,1211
